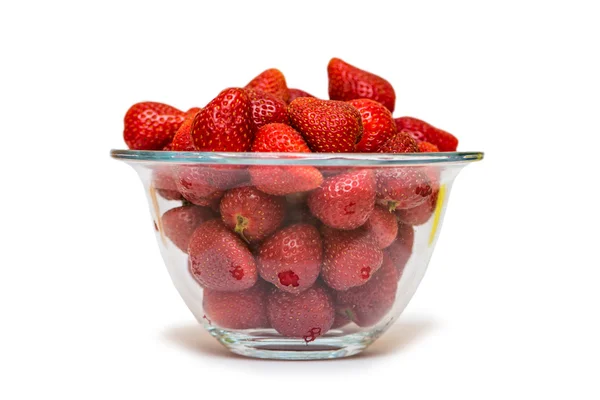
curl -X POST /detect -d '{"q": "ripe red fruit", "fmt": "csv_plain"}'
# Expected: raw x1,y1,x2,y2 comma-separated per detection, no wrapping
308,169,376,230
385,223,414,277
123,102,186,150
347,99,397,152
328,58,396,113
161,205,214,252
171,110,200,151
321,228,383,291
175,165,248,206
396,189,439,226
376,167,433,211
378,131,419,153
188,219,257,291
335,254,398,327
266,283,335,339
245,68,290,103
191,88,253,152
245,89,289,133
418,141,439,153
251,123,311,153
331,312,351,329
250,166,323,196
363,205,398,249
203,280,270,329
288,97,363,153
287,88,315,103
395,117,458,152
152,167,182,200
219,186,286,242
257,224,323,294
249,123,322,195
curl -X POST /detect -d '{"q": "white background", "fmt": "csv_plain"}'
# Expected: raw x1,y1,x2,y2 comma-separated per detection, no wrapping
1,1,598,399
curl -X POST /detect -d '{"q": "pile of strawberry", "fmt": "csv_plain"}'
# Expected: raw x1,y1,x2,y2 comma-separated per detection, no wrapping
123,58,459,341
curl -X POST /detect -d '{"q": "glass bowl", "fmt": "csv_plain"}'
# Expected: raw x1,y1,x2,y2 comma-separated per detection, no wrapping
111,150,483,360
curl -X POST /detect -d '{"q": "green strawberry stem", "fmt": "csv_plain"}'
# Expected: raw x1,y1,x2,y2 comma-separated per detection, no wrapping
235,215,250,243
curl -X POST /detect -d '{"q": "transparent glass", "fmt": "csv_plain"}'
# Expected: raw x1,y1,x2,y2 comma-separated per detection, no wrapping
111,150,483,360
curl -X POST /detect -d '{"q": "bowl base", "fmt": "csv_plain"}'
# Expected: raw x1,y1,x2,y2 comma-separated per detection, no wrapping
207,326,381,360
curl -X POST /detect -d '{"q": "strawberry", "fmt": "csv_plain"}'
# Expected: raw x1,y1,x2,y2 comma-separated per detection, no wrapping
308,169,376,230
376,167,433,211
185,107,201,116
203,280,270,329
347,99,397,152
288,97,363,153
152,167,183,200
245,68,290,102
257,223,322,294
363,205,398,249
321,227,383,291
175,165,249,206
385,222,414,277
395,117,458,151
249,123,322,195
188,219,257,291
418,141,439,153
266,282,335,340
251,123,311,153
396,189,439,226
287,88,315,103
191,88,253,152
378,131,419,153
250,166,323,196
219,186,286,243
335,254,398,327
161,205,214,252
331,312,351,329
328,58,396,113
170,110,199,151
123,102,186,150
245,89,289,132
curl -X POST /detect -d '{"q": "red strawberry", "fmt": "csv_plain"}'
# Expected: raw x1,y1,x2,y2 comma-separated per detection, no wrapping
191,88,253,152
363,205,398,248
418,141,439,152
175,165,248,206
161,205,214,252
335,254,398,327
219,186,286,242
251,123,311,153
395,117,458,151
396,189,439,226
321,228,383,291
188,219,257,291
308,169,376,230
288,97,363,153
245,89,288,132
328,58,396,113
266,282,335,339
250,166,323,196
385,223,414,277
186,107,201,116
257,223,322,294
347,99,397,152
171,111,200,151
287,88,315,103
152,167,182,200
123,102,186,150
331,312,351,329
203,280,270,329
245,68,290,102
378,131,419,153
249,123,322,195
376,167,433,211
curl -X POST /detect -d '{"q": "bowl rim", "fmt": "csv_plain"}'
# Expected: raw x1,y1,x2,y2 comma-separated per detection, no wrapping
110,149,484,166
